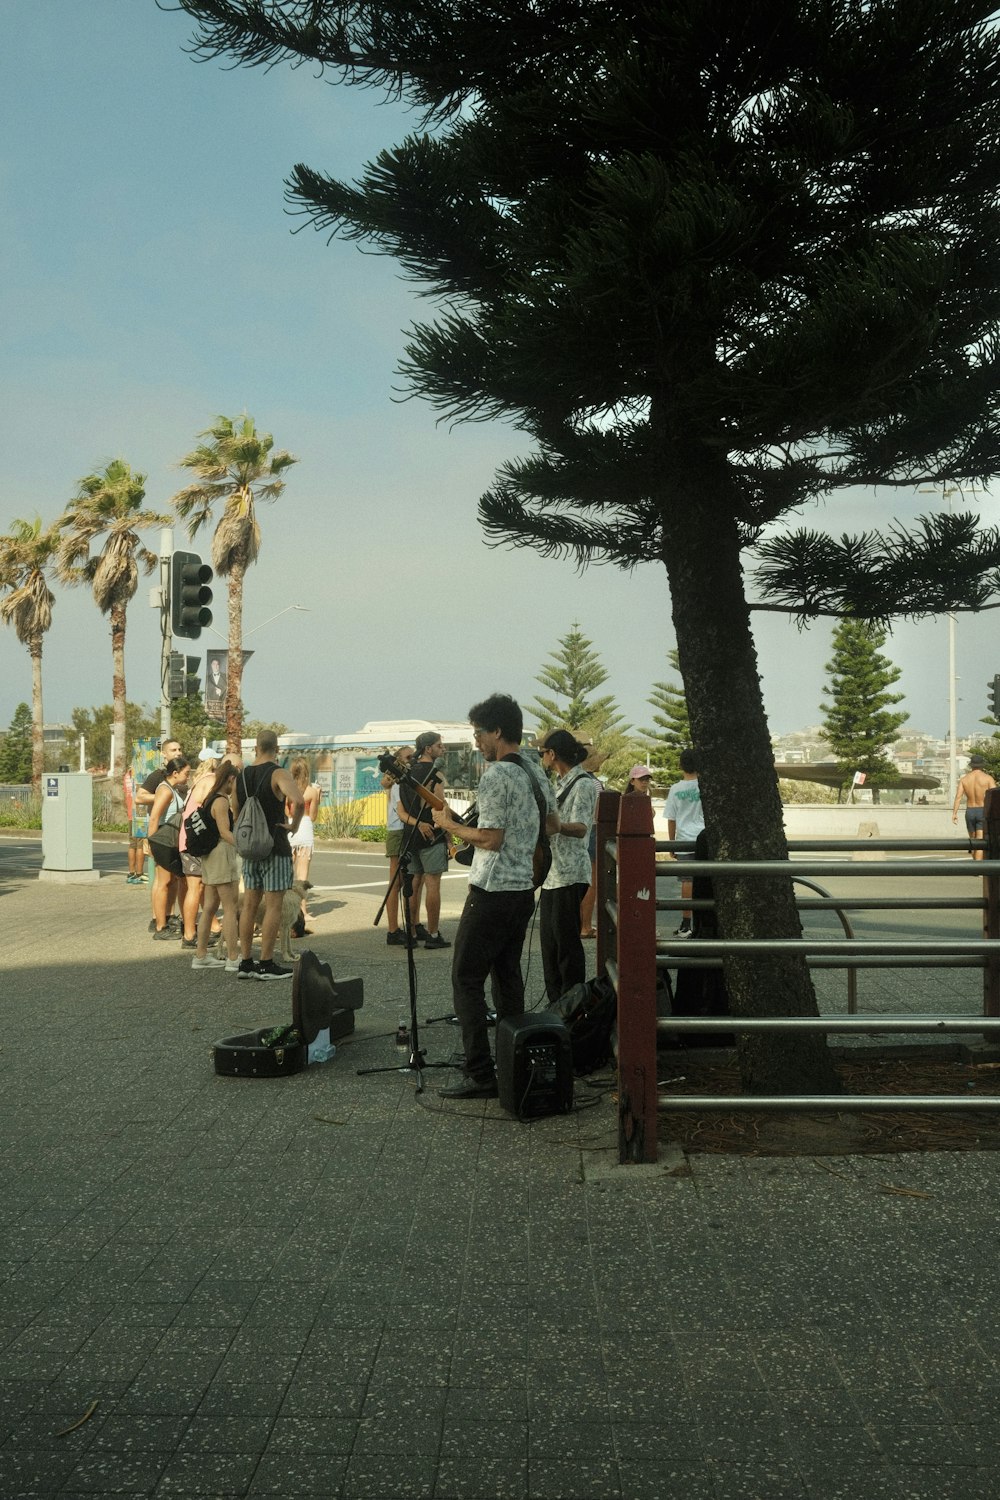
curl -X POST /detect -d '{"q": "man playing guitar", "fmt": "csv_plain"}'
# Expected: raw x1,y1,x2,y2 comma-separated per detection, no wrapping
431,693,559,1099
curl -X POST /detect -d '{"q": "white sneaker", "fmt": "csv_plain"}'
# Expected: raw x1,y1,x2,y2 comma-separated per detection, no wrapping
191,954,226,969
224,958,240,973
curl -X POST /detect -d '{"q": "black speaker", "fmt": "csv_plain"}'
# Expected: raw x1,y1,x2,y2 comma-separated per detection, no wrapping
496,1011,574,1118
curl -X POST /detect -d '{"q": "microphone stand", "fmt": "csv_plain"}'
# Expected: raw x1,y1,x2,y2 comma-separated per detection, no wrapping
359,781,455,1093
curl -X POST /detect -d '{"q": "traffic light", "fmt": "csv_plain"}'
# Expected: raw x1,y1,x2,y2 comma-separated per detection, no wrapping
185,656,202,699
989,676,1000,719
170,550,213,639
167,651,185,700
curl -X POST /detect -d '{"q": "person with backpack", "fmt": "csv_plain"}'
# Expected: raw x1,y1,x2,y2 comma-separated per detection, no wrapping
147,757,191,940
234,730,304,980
538,730,600,1002
190,760,241,971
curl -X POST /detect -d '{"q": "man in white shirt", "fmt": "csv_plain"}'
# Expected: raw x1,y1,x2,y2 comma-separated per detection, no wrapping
665,749,704,937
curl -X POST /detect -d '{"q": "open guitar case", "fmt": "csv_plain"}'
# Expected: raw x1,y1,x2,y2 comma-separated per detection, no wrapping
212,950,364,1078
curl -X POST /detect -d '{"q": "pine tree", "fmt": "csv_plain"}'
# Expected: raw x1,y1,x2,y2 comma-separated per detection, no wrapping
529,623,626,742
172,0,1000,1095
820,623,908,802
640,651,690,778
0,702,34,783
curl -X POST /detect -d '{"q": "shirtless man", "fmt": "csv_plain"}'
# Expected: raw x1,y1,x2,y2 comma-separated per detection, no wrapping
952,754,997,860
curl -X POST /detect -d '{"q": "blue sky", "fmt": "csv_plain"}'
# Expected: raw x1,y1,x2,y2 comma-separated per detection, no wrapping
3,1,998,746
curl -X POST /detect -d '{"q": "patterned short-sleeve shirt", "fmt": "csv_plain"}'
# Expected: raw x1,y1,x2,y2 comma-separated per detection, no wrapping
469,756,556,892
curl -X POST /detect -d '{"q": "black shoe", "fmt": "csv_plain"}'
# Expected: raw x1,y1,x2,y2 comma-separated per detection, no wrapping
166,915,182,932
674,921,693,938
424,933,451,949
236,959,259,980
439,1076,498,1100
413,923,430,943
256,959,293,981
386,931,409,946
180,936,198,950
152,927,179,941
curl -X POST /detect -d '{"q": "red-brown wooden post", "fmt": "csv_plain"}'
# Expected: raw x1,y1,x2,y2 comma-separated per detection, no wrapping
594,790,620,977
614,791,658,1163
984,787,1000,1017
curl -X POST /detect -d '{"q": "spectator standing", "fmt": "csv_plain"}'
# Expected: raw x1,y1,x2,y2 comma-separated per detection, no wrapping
381,744,415,946
192,760,241,971
288,757,320,926
539,730,600,1001
235,730,304,980
398,729,451,949
665,749,705,936
148,757,190,939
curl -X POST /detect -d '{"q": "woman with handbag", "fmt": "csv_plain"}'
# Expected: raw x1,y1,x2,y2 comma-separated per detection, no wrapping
148,757,190,940
539,730,600,1002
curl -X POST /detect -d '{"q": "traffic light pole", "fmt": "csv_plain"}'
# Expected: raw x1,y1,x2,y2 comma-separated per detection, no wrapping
160,527,172,740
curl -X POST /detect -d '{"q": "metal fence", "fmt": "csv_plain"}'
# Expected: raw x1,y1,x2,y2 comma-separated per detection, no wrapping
0,781,118,825
593,790,1000,1165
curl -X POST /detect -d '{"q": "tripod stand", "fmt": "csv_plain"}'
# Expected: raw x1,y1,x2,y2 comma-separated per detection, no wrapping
358,808,455,1093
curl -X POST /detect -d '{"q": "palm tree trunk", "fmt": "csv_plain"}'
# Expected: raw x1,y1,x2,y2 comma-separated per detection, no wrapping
110,603,127,817
225,560,245,757
30,637,44,792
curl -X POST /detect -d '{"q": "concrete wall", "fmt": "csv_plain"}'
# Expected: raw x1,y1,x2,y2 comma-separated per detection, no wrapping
781,803,955,843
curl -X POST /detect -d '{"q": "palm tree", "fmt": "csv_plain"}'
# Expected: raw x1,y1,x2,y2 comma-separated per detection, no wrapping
171,414,297,754
56,459,169,813
0,517,60,790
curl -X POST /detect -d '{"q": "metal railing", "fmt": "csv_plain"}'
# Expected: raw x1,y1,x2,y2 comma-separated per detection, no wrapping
593,790,1000,1164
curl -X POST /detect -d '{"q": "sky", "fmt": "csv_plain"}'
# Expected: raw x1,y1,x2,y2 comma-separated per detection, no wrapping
3,1,1000,748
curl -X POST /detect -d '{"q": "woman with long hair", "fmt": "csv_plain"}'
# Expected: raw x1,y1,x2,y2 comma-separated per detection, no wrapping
538,730,600,1002
148,757,190,939
288,756,321,927
192,759,241,970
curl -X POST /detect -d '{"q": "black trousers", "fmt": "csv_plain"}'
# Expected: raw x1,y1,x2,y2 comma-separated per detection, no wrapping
539,882,589,1002
452,885,535,1080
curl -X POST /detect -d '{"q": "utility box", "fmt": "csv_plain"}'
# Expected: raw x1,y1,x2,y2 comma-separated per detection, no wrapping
40,774,99,883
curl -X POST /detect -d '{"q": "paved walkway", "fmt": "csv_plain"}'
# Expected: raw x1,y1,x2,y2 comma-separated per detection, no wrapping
2,844,999,1498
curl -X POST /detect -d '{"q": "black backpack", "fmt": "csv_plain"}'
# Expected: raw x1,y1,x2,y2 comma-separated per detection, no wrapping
183,794,221,858
551,974,617,1074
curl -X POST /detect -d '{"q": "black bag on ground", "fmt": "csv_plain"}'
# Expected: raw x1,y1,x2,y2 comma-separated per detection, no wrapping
551,974,617,1074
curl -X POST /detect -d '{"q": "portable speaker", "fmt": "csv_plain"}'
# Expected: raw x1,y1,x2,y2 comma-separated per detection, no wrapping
496,1011,574,1118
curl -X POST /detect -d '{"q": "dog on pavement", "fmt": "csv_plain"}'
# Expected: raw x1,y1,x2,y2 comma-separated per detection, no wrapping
209,879,312,962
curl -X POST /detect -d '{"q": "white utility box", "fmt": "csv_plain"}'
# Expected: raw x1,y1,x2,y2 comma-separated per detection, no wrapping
40,774,99,883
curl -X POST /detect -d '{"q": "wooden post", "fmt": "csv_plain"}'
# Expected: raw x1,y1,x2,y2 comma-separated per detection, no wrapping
614,792,658,1163
594,790,619,977
984,787,1000,1018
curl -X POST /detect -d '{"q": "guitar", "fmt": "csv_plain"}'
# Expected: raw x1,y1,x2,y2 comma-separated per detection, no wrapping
378,754,477,851
377,752,551,888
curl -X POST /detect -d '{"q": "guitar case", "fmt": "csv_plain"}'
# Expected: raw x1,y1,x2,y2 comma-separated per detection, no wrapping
212,950,364,1077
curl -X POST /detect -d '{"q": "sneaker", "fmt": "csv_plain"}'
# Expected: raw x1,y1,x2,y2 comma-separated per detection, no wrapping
424,932,451,950
126,874,138,885
180,936,198,950
224,959,240,974
236,959,259,980
255,959,293,981
152,927,179,941
191,954,226,969
166,915,181,933
135,874,149,884
413,923,431,943
674,921,693,938
386,931,409,947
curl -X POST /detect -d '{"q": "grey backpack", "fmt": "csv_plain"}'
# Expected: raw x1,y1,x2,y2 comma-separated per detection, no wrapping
234,767,275,862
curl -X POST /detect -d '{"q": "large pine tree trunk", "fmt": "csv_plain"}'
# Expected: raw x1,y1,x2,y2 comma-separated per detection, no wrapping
225,563,244,758
110,604,127,817
658,455,840,1096
30,639,44,792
